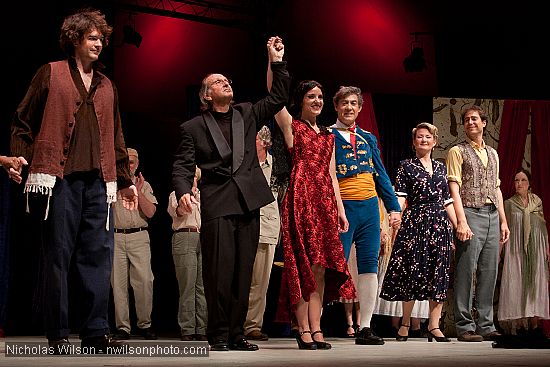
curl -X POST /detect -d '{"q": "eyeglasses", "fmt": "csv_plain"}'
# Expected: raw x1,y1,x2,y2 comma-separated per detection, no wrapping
209,78,232,87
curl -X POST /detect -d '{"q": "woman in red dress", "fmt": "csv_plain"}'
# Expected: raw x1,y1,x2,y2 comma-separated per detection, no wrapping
267,37,351,350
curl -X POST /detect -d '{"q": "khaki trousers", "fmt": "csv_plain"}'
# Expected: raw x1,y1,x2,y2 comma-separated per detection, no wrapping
244,242,276,333
172,231,207,336
111,231,154,333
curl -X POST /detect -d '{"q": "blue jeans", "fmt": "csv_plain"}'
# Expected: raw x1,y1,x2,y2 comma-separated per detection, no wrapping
43,173,113,339
453,205,500,336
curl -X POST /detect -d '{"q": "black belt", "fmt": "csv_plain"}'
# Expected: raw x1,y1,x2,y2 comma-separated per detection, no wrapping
174,228,199,233
484,203,497,211
466,204,497,212
114,227,148,234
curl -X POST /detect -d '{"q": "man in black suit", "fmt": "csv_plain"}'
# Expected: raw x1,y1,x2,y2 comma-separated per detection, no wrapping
172,36,290,351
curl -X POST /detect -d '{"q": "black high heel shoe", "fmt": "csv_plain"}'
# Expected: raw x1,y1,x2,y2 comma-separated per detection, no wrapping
427,327,451,342
396,324,410,341
295,330,317,350
312,330,332,349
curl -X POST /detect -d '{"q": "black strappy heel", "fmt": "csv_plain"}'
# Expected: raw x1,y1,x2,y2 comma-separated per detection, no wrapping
428,327,451,342
396,324,410,341
295,330,317,350
312,330,332,349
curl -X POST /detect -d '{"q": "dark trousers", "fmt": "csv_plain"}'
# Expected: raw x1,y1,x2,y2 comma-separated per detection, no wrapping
43,174,113,339
200,210,260,344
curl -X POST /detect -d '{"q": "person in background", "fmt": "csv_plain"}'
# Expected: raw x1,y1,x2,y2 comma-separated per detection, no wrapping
111,148,157,341
244,126,281,341
447,105,510,342
380,122,456,342
10,8,137,353
498,169,549,336
168,167,207,342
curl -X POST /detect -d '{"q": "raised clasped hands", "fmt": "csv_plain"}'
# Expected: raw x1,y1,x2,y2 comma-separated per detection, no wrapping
266,36,284,62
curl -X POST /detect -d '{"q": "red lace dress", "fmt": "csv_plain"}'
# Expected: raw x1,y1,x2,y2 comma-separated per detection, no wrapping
277,119,354,322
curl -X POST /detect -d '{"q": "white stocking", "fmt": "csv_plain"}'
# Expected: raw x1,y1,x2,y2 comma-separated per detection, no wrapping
357,273,378,329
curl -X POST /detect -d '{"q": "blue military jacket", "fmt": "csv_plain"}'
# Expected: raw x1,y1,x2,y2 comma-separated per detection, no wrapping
331,126,400,212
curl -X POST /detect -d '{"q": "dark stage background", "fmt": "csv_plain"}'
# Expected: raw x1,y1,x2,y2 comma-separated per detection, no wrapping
2,0,549,337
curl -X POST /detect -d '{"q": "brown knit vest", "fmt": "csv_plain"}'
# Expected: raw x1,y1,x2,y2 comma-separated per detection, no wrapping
29,60,116,182
458,141,499,208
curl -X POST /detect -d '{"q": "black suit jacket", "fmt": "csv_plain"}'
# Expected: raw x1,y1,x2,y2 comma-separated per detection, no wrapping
172,62,290,221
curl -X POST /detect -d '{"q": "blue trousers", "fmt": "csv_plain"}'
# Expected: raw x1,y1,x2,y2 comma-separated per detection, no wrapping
453,205,500,336
339,197,380,274
43,174,113,339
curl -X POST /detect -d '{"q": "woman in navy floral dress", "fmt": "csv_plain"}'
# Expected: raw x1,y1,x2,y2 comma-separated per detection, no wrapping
380,122,457,342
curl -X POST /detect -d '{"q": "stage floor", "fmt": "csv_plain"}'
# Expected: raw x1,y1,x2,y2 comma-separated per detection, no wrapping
2,336,550,366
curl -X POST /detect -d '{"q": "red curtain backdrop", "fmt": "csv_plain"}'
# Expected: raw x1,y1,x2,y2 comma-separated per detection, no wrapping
356,93,383,158
530,101,550,227
497,100,531,199
531,102,550,341
499,100,550,224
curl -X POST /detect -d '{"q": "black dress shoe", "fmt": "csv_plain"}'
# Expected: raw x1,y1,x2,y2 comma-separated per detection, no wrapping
81,334,126,354
139,327,158,340
180,334,194,341
210,337,229,351
229,337,259,351
210,342,229,351
48,338,71,355
112,329,130,340
356,327,385,345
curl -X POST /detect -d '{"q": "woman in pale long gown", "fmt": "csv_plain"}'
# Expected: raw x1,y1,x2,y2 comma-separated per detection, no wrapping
498,169,549,335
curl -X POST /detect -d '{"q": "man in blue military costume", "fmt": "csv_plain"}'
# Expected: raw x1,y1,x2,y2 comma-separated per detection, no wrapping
330,86,401,345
